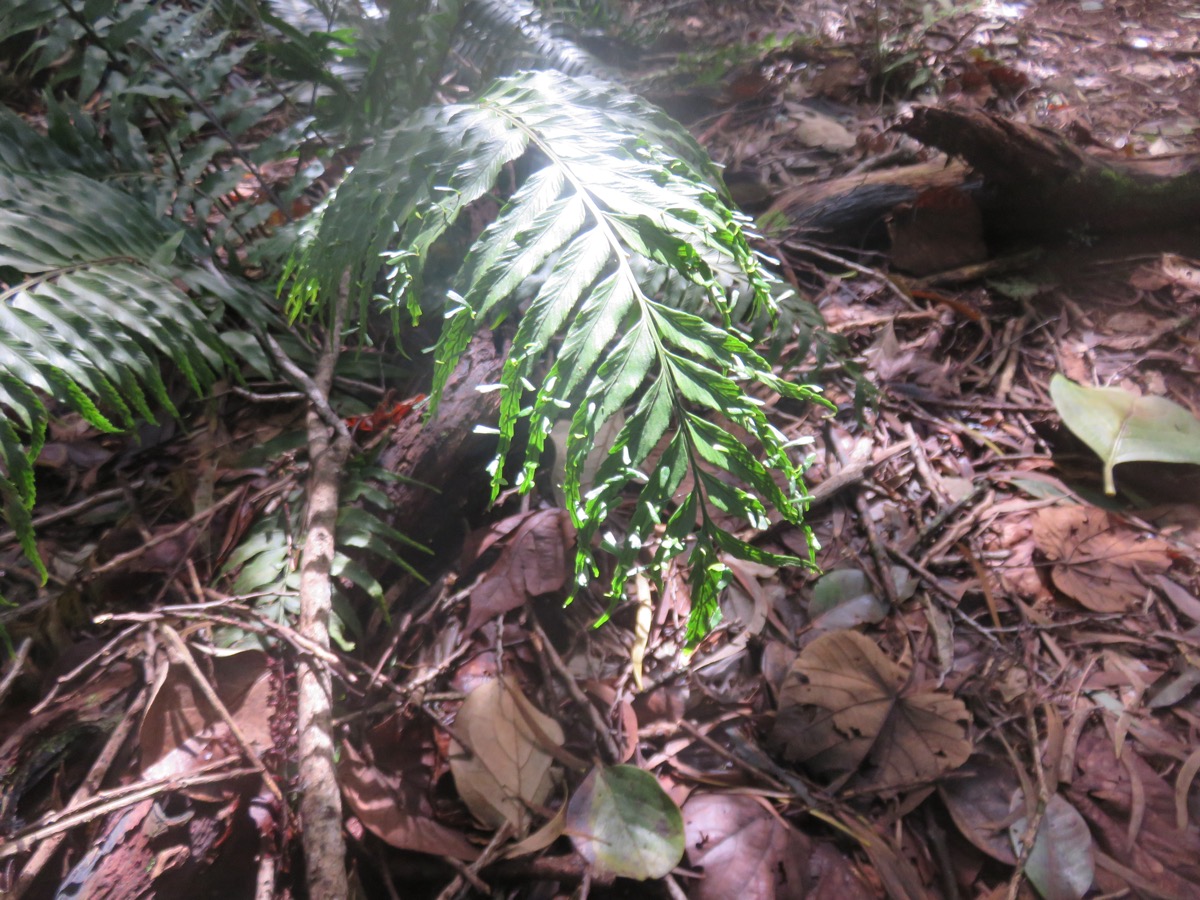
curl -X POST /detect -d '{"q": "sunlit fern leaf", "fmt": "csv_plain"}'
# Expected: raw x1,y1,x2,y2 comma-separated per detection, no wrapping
290,70,830,640
459,0,616,81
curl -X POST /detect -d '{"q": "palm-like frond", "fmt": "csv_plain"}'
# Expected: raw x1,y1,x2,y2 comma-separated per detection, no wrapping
0,146,262,581
459,0,616,81
290,70,829,639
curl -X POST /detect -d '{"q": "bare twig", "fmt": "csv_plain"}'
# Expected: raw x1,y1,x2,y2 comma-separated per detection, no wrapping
87,486,248,577
261,331,351,441
0,764,256,860
0,485,142,548
30,625,141,715
13,686,149,897
0,637,32,706
528,611,622,764
157,624,286,809
294,281,354,899
783,239,923,310
829,428,901,607
1005,696,1051,900
435,822,514,900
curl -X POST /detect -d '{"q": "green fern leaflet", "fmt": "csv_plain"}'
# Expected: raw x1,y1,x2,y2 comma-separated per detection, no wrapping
291,70,830,642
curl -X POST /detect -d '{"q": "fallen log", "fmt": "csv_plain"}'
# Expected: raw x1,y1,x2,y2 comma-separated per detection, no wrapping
898,106,1200,238
770,107,1200,273
377,333,505,566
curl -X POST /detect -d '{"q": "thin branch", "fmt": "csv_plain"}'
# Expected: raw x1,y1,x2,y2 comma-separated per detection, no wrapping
12,686,149,896
294,279,354,898
0,764,256,860
261,330,352,441
0,638,32,706
157,625,286,809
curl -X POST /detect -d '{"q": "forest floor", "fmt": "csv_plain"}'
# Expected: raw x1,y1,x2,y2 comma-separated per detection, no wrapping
2,0,1200,898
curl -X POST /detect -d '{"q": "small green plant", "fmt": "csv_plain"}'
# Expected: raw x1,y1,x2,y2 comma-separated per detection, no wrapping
862,0,976,98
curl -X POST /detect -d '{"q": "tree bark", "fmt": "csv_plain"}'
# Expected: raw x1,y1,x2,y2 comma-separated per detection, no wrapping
897,106,1200,238
377,332,507,560
771,108,1200,257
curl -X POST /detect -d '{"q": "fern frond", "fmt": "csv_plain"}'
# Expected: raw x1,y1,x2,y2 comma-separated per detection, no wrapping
459,0,615,81
292,70,830,639
0,165,260,579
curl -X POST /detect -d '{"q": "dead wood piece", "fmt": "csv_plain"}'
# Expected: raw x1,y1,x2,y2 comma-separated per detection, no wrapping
377,333,506,559
774,109,1200,268
769,161,969,251
899,107,1200,237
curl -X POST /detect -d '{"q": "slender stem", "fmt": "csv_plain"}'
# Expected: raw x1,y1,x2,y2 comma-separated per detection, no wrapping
294,280,353,898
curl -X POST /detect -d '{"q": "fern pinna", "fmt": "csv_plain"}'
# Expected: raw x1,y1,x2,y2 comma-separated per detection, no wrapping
290,71,830,642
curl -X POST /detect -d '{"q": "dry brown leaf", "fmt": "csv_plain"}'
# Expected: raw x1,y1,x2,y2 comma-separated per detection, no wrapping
938,755,1020,865
1066,728,1200,897
139,650,273,801
449,677,564,833
682,793,807,900
503,789,567,859
1129,253,1200,294
339,740,479,861
773,630,971,790
1032,506,1172,612
466,509,574,633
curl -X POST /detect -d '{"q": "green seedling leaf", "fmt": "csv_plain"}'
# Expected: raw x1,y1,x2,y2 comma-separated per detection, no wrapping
1050,374,1200,495
808,567,913,632
1010,791,1094,900
567,765,684,881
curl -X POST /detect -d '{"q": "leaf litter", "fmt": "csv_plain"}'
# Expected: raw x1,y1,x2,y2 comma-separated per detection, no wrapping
4,0,1200,895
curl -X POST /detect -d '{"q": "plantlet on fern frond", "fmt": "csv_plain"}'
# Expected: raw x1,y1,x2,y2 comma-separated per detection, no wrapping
289,69,832,642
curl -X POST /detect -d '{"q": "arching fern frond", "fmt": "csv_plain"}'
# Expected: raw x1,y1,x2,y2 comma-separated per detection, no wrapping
0,165,258,581
459,0,616,81
290,70,830,641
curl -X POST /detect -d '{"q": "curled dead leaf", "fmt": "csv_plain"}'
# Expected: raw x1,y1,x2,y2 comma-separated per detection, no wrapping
466,509,574,633
1032,506,1171,612
772,630,971,790
339,740,479,860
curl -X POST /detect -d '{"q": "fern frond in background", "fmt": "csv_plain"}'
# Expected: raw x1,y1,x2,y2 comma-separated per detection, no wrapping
0,138,270,580
291,70,831,640
217,462,430,651
459,0,616,81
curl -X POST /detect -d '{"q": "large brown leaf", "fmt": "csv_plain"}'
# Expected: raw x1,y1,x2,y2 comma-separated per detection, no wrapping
682,793,807,899
938,754,1019,864
449,677,564,833
773,630,970,790
466,509,574,633
1033,506,1171,612
339,740,479,861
